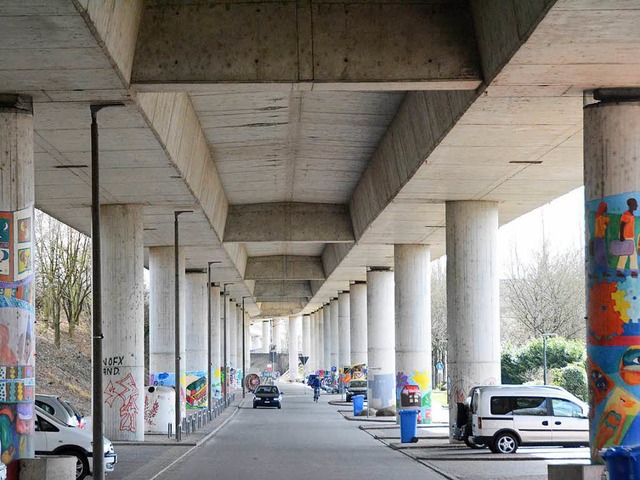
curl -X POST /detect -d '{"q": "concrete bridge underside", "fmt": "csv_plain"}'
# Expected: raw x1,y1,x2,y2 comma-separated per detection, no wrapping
3,0,637,316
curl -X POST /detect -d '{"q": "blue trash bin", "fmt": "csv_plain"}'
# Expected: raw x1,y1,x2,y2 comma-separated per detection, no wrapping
353,395,364,416
399,409,419,443
601,445,640,480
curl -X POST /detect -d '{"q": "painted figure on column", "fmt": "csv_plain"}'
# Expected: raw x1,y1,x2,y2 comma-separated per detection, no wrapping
0,207,36,476
587,192,640,461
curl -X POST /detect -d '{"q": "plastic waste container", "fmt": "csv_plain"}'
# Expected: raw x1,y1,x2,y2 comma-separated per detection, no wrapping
601,445,640,480
399,409,419,443
353,395,365,416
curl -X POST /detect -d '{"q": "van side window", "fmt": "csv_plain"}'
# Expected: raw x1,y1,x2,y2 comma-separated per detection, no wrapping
35,400,54,416
37,416,59,433
490,396,548,416
552,398,584,418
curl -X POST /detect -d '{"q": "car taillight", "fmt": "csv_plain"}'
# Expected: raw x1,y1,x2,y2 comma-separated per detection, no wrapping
478,417,482,430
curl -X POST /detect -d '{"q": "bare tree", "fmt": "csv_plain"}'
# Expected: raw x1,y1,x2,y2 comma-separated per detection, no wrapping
431,260,447,387
34,210,92,346
501,238,585,343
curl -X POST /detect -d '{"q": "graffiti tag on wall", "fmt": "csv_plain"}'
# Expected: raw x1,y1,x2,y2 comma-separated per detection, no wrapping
104,373,139,433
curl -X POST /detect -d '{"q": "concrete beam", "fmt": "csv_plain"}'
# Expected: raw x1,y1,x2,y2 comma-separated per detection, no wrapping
254,280,312,299
245,256,325,281
258,301,305,317
224,203,354,243
132,1,481,89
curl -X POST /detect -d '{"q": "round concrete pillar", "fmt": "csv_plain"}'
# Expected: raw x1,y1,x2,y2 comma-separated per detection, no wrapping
338,292,351,369
0,97,36,473
288,316,301,381
395,244,432,424
262,320,270,353
350,282,367,366
322,305,331,371
367,268,395,411
584,100,640,460
317,309,324,371
149,246,186,418
210,285,221,399
243,311,251,372
185,272,208,409
446,201,500,431
101,205,145,440
229,301,237,386
236,305,243,382
330,298,339,369
302,314,311,374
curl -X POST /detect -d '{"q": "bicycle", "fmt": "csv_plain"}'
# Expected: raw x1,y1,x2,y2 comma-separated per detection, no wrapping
313,387,320,402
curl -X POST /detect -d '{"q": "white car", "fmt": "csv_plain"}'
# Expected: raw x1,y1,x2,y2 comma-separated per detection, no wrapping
35,394,85,428
34,406,116,479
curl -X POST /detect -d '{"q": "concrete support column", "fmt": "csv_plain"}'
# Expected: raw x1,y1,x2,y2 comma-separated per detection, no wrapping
367,268,395,411
338,292,351,369
446,201,500,429
101,205,144,441
185,271,208,409
330,298,339,370
302,314,311,375
318,309,326,371
584,99,640,460
262,321,270,353
244,313,251,371
236,305,243,383
322,305,331,371
0,96,35,474
210,285,221,398
395,244,432,424
288,316,301,381
274,317,285,353
149,246,186,417
350,282,367,365
228,299,237,386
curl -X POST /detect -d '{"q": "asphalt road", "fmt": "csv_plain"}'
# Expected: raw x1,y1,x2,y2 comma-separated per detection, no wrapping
156,382,445,480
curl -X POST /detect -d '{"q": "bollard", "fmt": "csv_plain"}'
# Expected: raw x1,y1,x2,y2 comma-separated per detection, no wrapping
168,423,172,439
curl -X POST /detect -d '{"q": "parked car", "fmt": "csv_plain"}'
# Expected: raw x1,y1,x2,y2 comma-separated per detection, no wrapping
346,380,367,402
35,394,85,429
454,385,589,454
252,385,283,409
34,406,117,479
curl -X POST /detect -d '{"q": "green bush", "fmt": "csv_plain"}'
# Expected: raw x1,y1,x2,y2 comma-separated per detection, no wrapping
552,363,588,401
501,337,586,386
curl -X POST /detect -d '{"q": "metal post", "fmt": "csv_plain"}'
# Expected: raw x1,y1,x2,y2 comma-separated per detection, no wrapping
90,103,123,480
174,210,192,442
222,283,232,406
207,262,220,416
242,296,250,399
542,333,557,385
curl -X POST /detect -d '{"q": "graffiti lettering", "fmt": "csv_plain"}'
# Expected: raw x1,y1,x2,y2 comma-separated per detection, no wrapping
103,366,120,376
103,356,124,366
104,373,139,433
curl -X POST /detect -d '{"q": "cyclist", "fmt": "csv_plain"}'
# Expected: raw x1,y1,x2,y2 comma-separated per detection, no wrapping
312,375,322,401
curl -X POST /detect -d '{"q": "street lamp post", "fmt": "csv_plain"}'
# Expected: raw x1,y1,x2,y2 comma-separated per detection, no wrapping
174,210,192,441
207,261,221,417
542,333,557,385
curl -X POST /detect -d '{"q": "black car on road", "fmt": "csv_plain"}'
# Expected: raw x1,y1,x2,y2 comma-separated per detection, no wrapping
253,385,282,409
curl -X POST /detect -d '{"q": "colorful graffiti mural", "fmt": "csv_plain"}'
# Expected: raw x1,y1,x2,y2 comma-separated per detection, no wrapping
185,371,207,409
149,371,187,417
0,207,35,477
211,367,222,399
587,192,640,461
396,370,432,424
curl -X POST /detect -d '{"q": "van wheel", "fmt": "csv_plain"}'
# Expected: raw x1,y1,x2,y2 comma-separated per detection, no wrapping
491,432,518,454
464,437,487,449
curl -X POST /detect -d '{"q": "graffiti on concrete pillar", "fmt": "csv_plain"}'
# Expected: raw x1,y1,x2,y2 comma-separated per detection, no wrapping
0,206,36,477
185,371,207,409
211,367,222,399
587,192,640,461
104,373,140,433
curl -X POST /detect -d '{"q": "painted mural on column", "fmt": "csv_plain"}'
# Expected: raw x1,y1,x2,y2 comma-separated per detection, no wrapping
185,371,207,409
0,207,35,475
396,371,431,424
211,367,222,399
586,192,640,461
148,371,187,417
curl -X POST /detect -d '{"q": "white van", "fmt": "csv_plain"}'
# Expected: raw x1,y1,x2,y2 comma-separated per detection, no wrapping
34,406,117,479
455,385,589,454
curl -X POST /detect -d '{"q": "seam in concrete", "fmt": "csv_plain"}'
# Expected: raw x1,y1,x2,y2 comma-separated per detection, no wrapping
146,405,241,480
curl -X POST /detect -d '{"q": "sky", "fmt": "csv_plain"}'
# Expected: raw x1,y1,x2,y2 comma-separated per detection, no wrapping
499,187,584,277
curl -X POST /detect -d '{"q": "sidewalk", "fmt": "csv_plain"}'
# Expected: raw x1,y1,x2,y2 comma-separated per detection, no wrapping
106,392,245,480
